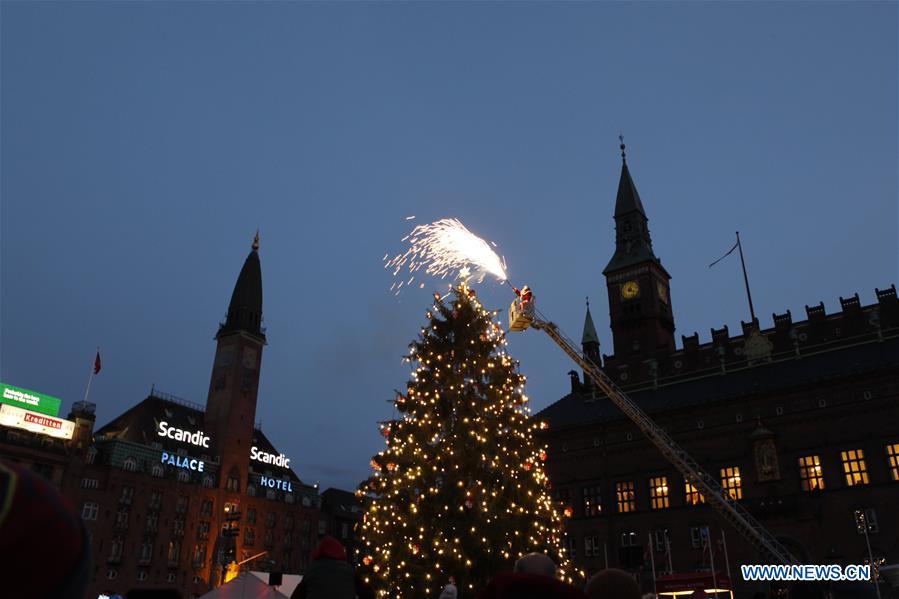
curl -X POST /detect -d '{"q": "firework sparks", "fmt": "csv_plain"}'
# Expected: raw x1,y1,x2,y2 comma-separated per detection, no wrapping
385,218,508,290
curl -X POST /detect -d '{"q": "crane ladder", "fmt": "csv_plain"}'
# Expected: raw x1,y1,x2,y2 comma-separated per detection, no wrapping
531,317,799,566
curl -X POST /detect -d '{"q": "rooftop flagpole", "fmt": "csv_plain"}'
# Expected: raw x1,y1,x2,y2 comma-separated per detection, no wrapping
710,232,757,326
736,231,757,323
83,348,101,403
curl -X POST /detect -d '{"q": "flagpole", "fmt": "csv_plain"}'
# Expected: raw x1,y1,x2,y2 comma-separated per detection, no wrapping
604,540,609,570
83,347,99,403
648,533,658,599
736,232,756,324
83,363,95,403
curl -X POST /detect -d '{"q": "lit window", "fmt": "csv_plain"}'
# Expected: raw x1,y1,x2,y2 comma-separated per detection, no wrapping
886,444,899,482
616,481,636,513
583,485,602,517
720,467,742,500
798,455,825,491
685,482,705,505
649,477,669,510
841,449,869,486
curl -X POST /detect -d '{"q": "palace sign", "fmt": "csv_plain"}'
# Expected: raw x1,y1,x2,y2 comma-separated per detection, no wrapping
161,451,205,472
260,476,293,492
0,382,62,417
0,403,75,440
157,421,210,448
251,446,290,468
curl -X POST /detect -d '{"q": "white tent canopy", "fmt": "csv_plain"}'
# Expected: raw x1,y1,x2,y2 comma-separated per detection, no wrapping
198,571,302,599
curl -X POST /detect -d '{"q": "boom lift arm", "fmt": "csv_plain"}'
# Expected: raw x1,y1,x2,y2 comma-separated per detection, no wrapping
516,307,799,566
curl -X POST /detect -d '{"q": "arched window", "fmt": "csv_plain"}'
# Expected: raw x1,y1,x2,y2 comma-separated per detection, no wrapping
152,464,164,478
177,470,190,483
123,457,137,472
247,485,256,497
203,476,214,488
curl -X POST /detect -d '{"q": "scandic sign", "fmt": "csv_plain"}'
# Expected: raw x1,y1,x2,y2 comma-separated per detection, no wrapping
0,403,75,440
0,381,62,417
154,423,292,469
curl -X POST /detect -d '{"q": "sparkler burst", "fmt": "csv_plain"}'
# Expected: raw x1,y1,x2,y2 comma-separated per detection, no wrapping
386,218,508,292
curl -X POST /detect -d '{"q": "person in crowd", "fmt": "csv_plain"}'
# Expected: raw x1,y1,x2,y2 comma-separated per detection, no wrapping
438,575,459,599
584,568,641,599
0,459,92,599
290,535,355,599
478,553,586,599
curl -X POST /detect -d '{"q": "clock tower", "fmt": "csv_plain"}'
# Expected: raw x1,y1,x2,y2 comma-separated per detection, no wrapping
205,233,266,493
602,141,675,358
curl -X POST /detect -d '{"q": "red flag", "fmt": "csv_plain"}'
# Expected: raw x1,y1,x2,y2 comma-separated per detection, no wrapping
93,351,101,375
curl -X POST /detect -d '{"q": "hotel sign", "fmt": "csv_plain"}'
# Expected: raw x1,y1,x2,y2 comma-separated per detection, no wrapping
0,382,62,417
0,403,75,440
161,451,206,472
260,476,293,492
157,421,211,448
251,446,290,468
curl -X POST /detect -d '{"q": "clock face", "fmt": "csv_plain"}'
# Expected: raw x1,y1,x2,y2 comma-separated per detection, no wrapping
621,280,640,300
657,282,669,304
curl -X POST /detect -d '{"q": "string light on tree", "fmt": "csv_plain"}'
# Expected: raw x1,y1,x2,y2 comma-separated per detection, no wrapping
357,284,574,598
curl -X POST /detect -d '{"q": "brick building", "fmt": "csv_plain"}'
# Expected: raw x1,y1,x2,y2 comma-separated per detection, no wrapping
1,236,330,598
536,151,899,597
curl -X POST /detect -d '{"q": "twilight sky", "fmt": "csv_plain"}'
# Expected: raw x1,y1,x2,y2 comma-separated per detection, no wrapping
1,1,896,492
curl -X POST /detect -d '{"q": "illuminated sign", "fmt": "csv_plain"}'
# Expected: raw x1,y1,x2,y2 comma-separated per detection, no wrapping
161,451,205,472
0,403,75,439
260,476,293,492
157,421,210,448
0,382,62,417
251,446,290,468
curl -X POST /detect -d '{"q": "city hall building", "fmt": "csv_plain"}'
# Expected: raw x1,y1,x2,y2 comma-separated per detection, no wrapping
537,153,899,596
0,237,327,598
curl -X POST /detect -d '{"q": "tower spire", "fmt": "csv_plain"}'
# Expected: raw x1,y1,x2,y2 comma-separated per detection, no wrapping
582,297,600,347
217,235,265,341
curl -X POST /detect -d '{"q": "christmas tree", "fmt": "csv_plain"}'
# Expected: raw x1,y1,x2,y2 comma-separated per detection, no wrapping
357,284,572,598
